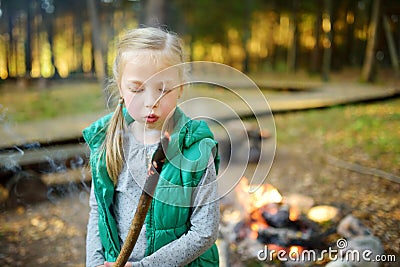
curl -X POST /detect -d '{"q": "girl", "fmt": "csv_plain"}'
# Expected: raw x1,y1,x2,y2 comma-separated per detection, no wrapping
83,27,220,267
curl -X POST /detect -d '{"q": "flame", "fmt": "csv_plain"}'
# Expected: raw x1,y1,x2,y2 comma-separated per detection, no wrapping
249,223,259,239
235,177,283,214
235,177,308,255
289,206,300,221
235,177,284,240
288,246,303,257
307,205,339,223
269,244,286,251
250,223,259,232
236,177,284,240
248,209,268,240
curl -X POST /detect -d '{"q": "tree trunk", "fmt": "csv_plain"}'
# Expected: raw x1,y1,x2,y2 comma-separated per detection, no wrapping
322,0,332,81
6,2,14,77
143,0,167,27
287,0,298,73
24,0,32,79
86,0,106,81
345,1,357,66
382,15,399,74
73,8,84,74
361,0,381,82
241,0,252,73
42,11,60,79
310,2,322,74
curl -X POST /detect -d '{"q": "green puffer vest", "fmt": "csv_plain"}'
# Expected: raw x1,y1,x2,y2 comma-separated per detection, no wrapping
82,107,220,266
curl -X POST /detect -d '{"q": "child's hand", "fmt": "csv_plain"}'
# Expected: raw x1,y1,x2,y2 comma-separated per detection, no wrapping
104,261,133,267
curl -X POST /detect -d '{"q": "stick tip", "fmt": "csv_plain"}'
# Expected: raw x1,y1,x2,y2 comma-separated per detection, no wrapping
164,131,171,141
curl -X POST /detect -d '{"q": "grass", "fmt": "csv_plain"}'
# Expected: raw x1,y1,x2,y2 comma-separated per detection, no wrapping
0,81,106,122
273,98,400,175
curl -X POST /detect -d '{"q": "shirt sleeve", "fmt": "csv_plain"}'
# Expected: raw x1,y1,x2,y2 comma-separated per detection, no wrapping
132,156,220,267
86,184,106,267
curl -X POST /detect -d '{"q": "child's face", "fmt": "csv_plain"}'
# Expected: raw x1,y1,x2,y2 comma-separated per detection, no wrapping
120,51,182,131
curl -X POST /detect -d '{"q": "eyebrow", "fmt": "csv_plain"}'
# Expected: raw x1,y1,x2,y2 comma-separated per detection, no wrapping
126,80,143,86
126,79,176,86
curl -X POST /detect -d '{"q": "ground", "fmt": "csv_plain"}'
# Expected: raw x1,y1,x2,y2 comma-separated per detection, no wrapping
0,139,399,266
0,69,399,266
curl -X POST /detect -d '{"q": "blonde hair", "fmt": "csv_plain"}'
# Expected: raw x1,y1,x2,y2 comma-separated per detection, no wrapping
101,27,185,184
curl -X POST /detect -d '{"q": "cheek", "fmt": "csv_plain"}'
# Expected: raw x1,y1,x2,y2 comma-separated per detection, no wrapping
159,95,179,115
122,93,134,106
123,94,141,118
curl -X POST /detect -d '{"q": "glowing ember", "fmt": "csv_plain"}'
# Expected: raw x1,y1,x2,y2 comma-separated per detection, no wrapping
249,223,259,239
289,206,300,221
288,245,303,256
307,205,339,223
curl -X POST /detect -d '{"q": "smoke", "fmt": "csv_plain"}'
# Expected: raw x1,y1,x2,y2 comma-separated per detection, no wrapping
0,113,89,209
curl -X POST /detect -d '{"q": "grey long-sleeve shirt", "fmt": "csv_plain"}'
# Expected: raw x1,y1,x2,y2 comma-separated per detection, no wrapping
86,133,220,267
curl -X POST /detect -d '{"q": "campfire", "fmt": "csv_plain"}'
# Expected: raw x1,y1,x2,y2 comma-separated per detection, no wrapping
219,177,385,267
220,177,337,266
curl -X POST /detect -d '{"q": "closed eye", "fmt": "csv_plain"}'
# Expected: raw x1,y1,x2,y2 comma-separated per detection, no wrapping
127,80,144,93
128,84,145,93
129,87,144,93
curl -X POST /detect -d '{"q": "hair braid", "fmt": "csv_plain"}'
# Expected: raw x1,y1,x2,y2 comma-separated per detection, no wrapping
104,97,125,184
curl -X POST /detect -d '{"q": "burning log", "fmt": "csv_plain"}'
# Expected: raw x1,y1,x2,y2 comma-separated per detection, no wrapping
261,203,291,228
256,220,327,250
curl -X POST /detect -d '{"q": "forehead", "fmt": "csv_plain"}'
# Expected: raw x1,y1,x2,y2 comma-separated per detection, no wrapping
121,50,180,83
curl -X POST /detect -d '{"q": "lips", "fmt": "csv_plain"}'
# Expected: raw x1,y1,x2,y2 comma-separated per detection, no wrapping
145,114,159,123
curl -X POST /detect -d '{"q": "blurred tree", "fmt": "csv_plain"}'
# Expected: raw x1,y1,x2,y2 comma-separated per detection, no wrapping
141,0,167,27
239,0,252,73
178,0,229,43
178,0,260,71
1,0,399,82
344,0,357,66
287,0,299,73
40,0,60,79
87,0,106,81
361,0,381,82
382,14,399,74
24,0,32,79
4,0,14,77
322,0,333,81
310,0,322,74
3,0,25,78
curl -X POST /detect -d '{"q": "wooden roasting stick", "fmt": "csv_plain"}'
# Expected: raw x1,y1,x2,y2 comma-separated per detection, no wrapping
115,133,170,267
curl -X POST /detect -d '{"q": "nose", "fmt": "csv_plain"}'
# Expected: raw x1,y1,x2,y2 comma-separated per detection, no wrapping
143,88,160,108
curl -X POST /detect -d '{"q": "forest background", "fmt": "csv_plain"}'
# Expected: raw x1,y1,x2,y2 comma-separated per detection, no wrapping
1,0,399,84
